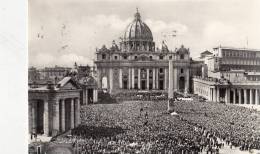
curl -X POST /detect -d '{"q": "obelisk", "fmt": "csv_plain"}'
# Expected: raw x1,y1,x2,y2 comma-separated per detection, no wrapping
168,60,174,112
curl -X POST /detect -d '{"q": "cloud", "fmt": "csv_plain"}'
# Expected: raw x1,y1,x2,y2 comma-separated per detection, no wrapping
29,53,92,68
202,21,249,49
145,19,188,34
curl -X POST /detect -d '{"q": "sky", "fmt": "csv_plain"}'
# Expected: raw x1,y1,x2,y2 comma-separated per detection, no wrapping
29,0,260,68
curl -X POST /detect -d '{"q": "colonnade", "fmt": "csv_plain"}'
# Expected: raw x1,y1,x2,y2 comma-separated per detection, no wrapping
230,88,259,105
208,87,260,105
29,97,81,136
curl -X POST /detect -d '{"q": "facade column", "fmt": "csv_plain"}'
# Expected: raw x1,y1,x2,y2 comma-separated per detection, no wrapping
75,98,80,127
43,100,49,136
225,88,230,103
238,89,242,104
53,100,60,133
119,68,122,89
255,89,259,105
109,68,113,93
164,68,168,90
173,68,178,91
128,68,131,89
70,99,74,129
97,69,101,88
138,68,141,89
185,69,190,94
152,68,156,89
233,89,236,104
132,68,135,89
244,89,247,104
146,68,149,90
250,89,253,104
61,99,65,132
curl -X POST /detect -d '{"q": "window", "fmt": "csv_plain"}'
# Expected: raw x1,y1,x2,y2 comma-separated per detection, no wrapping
114,56,118,60
135,56,137,59
123,55,127,60
180,54,184,59
150,56,153,60
181,68,184,73
169,56,172,60
159,55,163,60
102,54,106,59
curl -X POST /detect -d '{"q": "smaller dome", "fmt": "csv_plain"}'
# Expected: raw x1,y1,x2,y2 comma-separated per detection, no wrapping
176,45,189,54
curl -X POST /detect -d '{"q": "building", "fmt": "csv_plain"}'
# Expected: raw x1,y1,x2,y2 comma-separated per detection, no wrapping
28,77,82,136
95,10,203,94
28,71,98,137
193,46,260,105
38,66,71,81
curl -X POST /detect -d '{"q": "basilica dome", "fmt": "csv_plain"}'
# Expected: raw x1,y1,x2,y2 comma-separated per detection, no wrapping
123,10,153,41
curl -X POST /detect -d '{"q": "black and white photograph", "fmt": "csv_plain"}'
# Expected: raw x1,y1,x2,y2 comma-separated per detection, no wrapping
3,0,260,153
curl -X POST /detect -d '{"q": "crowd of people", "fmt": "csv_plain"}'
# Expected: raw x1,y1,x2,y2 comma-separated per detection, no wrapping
51,99,260,153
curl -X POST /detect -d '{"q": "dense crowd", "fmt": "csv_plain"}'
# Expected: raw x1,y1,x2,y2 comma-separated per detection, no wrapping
52,100,260,153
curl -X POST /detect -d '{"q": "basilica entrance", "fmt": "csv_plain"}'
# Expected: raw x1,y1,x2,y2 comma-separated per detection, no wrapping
35,100,44,134
123,80,128,89
65,99,72,130
141,80,146,90
159,80,164,90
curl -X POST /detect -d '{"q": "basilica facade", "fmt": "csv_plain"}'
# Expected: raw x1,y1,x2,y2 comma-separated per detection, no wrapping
95,10,203,94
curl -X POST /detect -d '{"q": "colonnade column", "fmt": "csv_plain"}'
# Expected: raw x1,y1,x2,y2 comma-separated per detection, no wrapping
31,101,36,133
255,89,259,105
225,88,230,103
212,88,216,102
70,99,74,129
216,87,220,102
138,68,141,89
244,89,248,104
53,100,60,133
152,68,156,89
156,68,159,89
119,68,122,89
128,68,131,89
75,98,80,127
43,100,49,136
233,89,236,104
146,68,149,90
132,68,135,89
61,99,65,132
250,89,253,104
238,89,242,104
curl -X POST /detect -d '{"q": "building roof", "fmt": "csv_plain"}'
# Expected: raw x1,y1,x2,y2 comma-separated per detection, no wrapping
213,46,260,52
201,50,212,55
